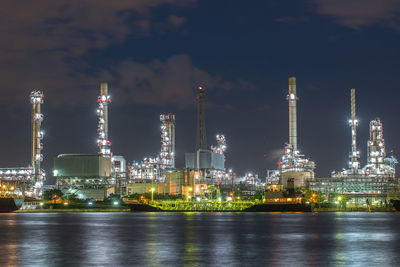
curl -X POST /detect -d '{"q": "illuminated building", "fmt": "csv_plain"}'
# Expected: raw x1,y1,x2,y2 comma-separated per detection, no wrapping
278,77,315,188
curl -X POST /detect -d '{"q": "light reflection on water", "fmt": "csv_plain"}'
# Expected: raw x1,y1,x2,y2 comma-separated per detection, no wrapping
0,212,400,266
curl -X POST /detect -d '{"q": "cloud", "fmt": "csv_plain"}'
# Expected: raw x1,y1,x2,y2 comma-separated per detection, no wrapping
0,1,251,111
167,15,186,28
0,1,196,56
104,54,244,109
311,0,400,29
0,0,197,107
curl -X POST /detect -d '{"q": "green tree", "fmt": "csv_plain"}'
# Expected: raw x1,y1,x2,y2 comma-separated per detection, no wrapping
42,189,63,201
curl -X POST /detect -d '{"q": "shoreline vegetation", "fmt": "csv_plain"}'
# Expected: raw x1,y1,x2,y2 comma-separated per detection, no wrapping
15,208,130,213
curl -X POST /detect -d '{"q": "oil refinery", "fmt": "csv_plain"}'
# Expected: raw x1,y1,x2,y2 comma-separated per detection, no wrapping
1,77,400,212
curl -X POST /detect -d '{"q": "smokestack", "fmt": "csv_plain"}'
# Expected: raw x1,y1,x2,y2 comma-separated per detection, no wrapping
30,90,44,186
97,82,111,157
288,77,297,151
197,86,206,150
101,82,108,142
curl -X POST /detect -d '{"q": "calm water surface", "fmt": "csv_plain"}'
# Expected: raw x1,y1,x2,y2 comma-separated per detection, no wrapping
0,212,399,266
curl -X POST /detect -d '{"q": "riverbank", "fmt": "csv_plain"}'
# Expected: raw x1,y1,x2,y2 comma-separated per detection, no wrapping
314,207,395,212
15,208,130,213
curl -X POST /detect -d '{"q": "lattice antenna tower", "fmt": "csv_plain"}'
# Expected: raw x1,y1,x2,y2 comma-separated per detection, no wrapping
197,86,206,150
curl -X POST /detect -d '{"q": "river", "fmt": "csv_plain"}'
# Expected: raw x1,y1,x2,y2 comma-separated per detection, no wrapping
0,212,399,266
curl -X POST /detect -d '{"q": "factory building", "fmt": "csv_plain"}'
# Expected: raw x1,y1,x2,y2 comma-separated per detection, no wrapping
185,150,224,172
112,155,127,195
127,169,206,197
54,154,112,200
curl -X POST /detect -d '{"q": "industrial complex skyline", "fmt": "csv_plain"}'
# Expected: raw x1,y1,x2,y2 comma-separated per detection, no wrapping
0,1,400,178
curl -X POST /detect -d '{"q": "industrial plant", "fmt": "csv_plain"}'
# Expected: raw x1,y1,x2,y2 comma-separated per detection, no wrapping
0,91,45,198
1,76,399,212
309,88,398,206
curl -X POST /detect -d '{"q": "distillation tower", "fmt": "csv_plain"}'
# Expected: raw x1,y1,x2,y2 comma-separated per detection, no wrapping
160,113,175,169
97,82,112,157
348,88,360,174
211,135,227,156
367,118,385,173
364,118,397,177
30,90,45,195
279,77,315,188
210,135,231,182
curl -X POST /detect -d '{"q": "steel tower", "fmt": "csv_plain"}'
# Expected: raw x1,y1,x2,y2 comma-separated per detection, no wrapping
97,82,112,157
197,86,206,150
30,90,44,193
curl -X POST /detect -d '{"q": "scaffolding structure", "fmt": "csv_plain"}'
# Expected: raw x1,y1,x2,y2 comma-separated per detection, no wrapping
364,118,397,177
128,158,161,183
309,176,398,198
159,113,175,169
279,144,315,174
128,114,177,184
97,82,111,157
211,135,226,155
210,135,232,183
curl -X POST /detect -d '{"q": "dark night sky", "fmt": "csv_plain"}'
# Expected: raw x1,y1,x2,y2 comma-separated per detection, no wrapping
1,0,400,181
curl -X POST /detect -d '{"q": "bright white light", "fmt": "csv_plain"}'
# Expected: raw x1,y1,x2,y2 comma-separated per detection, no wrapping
113,201,119,205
